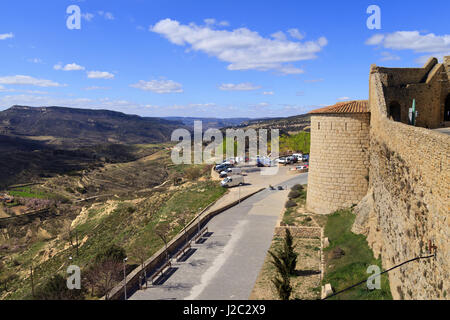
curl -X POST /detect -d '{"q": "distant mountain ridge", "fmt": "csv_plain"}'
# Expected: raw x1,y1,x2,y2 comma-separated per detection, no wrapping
162,116,250,130
229,113,311,135
0,105,186,147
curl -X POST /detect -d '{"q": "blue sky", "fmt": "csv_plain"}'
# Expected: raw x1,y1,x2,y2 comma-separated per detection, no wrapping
0,0,449,118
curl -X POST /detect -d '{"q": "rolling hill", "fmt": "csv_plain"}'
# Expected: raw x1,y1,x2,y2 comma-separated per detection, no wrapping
0,105,186,147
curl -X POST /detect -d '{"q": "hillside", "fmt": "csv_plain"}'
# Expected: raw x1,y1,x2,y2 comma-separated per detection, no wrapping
233,114,311,135
0,106,185,147
163,116,250,130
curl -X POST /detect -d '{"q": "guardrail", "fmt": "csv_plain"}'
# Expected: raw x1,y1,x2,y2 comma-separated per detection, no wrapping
104,187,265,300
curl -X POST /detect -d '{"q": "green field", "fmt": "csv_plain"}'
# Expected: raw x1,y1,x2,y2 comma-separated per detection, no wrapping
322,209,392,300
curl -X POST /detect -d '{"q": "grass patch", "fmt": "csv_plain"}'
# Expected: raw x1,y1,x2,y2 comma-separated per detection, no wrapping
322,209,392,300
7,186,58,199
282,185,307,226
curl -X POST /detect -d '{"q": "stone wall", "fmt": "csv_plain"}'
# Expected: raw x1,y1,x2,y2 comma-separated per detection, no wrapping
359,68,450,299
306,113,370,214
274,226,321,239
376,58,450,129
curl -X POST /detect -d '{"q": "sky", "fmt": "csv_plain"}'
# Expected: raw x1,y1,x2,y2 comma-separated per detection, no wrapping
0,0,449,118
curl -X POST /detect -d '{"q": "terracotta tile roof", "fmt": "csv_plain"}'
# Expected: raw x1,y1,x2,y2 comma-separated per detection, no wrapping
309,100,369,114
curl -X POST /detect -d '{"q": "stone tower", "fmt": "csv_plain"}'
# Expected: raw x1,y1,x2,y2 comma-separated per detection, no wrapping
306,100,370,214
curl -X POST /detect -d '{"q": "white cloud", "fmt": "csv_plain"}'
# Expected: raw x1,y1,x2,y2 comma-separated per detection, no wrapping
87,71,115,79
380,51,401,61
304,78,324,83
288,28,305,40
150,19,327,74
337,96,351,101
219,83,261,91
98,11,115,20
0,86,48,94
0,75,64,87
262,91,274,95
27,58,43,64
84,86,111,91
130,79,183,93
366,31,450,56
365,34,384,45
204,18,216,25
54,63,85,71
82,13,95,21
0,32,14,40
271,31,287,41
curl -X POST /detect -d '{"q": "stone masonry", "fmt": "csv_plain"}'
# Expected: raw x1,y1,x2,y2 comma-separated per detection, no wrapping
306,112,370,214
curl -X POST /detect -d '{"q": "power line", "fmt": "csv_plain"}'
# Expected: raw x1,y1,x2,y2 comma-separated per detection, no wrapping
322,253,436,300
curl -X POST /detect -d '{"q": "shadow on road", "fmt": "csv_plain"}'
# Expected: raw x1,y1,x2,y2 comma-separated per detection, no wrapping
153,267,179,285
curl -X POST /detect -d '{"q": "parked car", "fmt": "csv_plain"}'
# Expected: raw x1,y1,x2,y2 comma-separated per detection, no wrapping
221,175,244,188
277,157,287,164
215,163,232,171
287,156,296,163
296,165,308,170
219,171,228,178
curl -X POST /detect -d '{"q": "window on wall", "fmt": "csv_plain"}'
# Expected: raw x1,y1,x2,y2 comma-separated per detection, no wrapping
445,94,450,122
388,101,401,122
318,122,320,130
345,123,347,131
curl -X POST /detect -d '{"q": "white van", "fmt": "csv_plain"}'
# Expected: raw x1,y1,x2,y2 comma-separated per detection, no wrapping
221,175,244,188
227,167,242,175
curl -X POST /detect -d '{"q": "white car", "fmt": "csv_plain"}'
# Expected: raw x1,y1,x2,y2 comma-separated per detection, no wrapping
277,157,287,164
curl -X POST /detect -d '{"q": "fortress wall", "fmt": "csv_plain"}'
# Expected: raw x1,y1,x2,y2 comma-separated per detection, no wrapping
365,70,450,299
306,113,370,214
380,61,448,129
376,58,437,87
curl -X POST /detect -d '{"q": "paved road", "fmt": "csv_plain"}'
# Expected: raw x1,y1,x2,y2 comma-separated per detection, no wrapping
130,172,308,300
433,127,450,136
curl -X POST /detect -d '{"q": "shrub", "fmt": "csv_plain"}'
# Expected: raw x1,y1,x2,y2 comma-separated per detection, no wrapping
95,244,127,264
285,200,297,208
291,184,304,191
185,166,202,181
269,229,297,300
34,274,85,300
288,190,301,199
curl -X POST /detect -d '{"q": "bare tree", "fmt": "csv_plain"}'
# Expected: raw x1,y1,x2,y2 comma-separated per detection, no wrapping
96,260,122,300
129,237,151,289
179,211,191,248
155,223,171,263
83,267,98,297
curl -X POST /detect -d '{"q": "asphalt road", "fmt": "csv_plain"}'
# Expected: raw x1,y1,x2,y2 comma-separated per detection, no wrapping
130,172,308,300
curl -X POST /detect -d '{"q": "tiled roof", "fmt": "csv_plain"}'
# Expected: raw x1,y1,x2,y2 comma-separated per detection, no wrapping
309,100,369,114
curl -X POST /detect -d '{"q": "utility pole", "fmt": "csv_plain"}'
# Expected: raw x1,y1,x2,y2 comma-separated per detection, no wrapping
30,265,35,299
123,257,128,300
75,231,79,257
